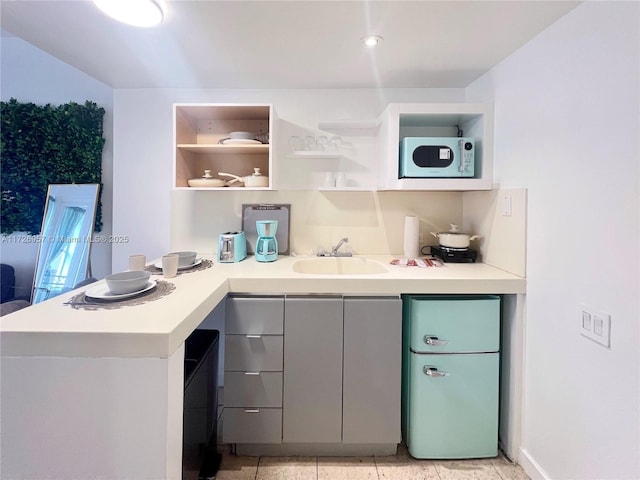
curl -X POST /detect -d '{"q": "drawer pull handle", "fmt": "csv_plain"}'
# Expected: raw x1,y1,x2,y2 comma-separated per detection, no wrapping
423,366,449,377
244,409,260,413
246,334,262,339
423,335,448,346
244,372,260,376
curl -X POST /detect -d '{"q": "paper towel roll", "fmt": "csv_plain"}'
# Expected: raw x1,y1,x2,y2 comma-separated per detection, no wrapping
403,215,419,259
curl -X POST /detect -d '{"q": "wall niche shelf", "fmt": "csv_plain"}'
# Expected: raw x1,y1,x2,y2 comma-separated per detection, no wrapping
377,103,494,191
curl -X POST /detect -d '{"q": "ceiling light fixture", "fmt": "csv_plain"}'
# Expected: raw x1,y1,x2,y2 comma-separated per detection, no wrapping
362,35,383,48
93,0,165,27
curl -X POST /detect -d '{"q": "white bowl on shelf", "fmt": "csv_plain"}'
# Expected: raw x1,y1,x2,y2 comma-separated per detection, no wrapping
229,131,255,140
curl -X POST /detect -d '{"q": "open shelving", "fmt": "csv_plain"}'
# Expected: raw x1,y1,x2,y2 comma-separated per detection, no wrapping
174,103,275,190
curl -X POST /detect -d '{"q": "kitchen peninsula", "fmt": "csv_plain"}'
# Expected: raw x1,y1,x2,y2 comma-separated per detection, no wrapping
0,255,525,480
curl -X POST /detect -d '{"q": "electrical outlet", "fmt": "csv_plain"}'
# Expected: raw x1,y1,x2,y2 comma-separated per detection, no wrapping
501,193,512,216
579,303,611,348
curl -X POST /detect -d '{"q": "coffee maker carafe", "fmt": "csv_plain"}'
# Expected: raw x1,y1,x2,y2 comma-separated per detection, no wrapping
255,220,278,262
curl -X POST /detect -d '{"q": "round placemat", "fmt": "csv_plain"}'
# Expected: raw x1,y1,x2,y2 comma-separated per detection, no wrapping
64,280,176,311
145,258,213,276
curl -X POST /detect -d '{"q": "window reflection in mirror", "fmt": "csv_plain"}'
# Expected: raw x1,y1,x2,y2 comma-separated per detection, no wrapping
31,184,99,304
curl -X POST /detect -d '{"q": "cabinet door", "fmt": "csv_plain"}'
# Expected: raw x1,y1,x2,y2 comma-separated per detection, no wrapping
343,297,402,444
283,296,343,443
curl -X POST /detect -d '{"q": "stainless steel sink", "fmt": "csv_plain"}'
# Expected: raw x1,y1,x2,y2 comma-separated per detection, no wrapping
292,257,388,275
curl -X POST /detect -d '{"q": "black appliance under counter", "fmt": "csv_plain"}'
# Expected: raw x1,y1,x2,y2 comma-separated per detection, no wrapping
183,329,220,480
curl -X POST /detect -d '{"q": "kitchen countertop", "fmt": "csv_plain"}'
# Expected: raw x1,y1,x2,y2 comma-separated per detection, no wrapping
0,255,525,359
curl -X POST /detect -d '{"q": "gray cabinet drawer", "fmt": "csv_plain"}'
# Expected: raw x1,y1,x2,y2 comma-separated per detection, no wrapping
224,372,283,408
226,296,284,335
225,335,283,371
223,408,282,444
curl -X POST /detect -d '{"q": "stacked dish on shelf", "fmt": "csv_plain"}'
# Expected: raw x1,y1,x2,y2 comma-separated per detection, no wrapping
217,131,266,145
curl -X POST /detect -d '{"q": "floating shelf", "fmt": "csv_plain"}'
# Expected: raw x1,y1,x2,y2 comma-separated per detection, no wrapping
177,143,269,154
318,119,380,135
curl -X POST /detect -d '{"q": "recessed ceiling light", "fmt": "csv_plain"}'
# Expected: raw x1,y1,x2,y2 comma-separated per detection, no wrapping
93,0,165,27
362,35,383,48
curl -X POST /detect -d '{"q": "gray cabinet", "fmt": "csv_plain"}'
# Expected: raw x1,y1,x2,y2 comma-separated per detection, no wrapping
283,295,402,445
224,294,402,447
283,296,343,443
223,295,284,444
343,297,402,444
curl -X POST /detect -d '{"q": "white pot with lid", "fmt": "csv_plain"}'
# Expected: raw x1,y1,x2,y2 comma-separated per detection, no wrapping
430,224,481,249
218,168,269,187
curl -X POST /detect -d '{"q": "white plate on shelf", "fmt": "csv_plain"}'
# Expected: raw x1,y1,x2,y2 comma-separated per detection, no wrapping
154,258,202,271
85,281,157,301
221,138,262,145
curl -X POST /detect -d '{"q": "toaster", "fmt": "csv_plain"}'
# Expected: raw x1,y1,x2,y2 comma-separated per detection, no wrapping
217,231,247,263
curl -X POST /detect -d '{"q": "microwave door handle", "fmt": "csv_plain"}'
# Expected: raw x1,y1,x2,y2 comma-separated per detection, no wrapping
458,139,464,173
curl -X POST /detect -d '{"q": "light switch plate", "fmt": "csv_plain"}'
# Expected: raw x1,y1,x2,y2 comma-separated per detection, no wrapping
579,303,611,348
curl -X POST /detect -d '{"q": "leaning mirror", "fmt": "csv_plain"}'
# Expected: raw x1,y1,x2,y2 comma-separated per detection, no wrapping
31,184,100,304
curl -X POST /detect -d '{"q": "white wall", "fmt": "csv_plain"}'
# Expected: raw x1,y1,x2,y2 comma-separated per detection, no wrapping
466,3,639,479
111,88,467,271
0,36,114,295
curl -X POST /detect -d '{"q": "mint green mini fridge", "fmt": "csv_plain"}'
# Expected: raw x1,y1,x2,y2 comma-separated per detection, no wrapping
402,295,500,459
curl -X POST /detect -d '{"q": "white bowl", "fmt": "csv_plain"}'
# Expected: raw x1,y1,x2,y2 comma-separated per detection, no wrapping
168,251,197,268
229,131,255,140
105,270,151,295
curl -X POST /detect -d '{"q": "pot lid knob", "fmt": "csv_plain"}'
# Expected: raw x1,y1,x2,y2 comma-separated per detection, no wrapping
449,224,460,232
203,169,213,178
253,168,263,176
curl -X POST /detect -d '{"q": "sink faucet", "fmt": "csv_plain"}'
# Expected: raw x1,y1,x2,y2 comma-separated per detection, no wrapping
317,237,352,257
331,237,349,256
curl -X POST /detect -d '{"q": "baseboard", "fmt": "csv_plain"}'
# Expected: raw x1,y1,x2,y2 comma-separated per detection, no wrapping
519,447,550,480
236,443,398,457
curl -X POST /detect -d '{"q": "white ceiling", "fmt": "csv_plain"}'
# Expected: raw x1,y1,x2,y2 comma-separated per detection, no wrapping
1,0,580,89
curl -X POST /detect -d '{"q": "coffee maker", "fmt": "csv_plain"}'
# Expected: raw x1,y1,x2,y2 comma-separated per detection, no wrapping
255,220,278,262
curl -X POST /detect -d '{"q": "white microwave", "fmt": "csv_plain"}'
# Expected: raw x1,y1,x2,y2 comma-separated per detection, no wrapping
399,137,475,178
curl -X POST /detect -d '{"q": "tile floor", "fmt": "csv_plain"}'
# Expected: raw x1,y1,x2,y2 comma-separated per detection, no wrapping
185,388,530,480
212,444,530,480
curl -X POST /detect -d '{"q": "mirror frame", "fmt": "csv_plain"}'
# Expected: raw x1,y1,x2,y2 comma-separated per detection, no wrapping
30,184,100,304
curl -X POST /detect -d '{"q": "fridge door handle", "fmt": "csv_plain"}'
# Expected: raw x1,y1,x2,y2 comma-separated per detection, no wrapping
423,365,449,377
423,335,449,346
